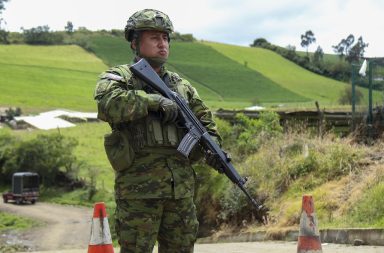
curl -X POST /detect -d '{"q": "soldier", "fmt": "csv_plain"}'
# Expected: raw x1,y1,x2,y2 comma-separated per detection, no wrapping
94,9,222,253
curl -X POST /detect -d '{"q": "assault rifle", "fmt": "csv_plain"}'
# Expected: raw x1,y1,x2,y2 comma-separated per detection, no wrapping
130,59,268,223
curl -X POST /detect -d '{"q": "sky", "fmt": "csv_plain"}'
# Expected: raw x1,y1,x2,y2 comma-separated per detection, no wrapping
1,0,383,57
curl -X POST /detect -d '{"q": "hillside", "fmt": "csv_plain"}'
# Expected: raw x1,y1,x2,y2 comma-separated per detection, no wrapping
87,36,381,108
0,45,107,113
86,36,308,108
205,42,355,105
1,39,381,112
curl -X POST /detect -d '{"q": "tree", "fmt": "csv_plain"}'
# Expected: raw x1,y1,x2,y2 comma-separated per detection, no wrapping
332,34,354,59
3,134,80,186
65,21,74,33
0,0,9,44
338,86,363,105
250,38,270,47
0,22,8,43
300,30,316,57
313,46,324,66
0,0,9,14
345,36,368,63
22,25,63,45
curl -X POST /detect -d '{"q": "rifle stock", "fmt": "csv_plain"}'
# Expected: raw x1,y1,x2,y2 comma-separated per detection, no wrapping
130,59,268,220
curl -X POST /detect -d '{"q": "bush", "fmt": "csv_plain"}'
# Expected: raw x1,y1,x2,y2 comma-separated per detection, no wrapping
243,131,365,205
1,133,83,186
194,112,283,229
22,26,64,45
315,141,362,180
233,112,282,157
170,32,195,42
0,133,17,183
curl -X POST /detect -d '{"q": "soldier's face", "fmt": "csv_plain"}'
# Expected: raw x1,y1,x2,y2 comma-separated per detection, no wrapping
136,30,169,60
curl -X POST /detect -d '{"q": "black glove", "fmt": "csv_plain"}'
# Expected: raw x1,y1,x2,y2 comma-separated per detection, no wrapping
205,150,231,173
148,94,178,124
158,97,178,124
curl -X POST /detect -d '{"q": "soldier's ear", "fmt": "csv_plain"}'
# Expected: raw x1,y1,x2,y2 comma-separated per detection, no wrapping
131,40,136,50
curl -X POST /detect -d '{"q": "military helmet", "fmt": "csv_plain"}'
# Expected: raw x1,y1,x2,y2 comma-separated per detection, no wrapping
125,9,174,42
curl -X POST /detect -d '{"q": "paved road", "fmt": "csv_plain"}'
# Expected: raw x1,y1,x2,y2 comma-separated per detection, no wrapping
30,241,384,253
1,202,384,253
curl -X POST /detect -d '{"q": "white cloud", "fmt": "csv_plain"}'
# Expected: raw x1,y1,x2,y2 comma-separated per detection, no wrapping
2,0,383,56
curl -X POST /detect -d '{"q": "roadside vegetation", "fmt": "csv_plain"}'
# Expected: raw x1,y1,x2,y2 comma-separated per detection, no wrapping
0,212,40,231
1,113,384,240
0,212,41,252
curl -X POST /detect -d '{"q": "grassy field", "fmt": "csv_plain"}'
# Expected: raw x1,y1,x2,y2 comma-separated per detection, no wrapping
204,42,379,106
86,35,134,67
0,45,107,113
0,212,40,231
1,40,381,113
86,36,309,108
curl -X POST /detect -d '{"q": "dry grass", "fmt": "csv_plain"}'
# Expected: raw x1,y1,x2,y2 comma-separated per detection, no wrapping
240,129,384,230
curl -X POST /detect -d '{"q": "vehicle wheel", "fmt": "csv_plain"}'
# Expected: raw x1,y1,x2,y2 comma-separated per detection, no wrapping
3,198,8,203
16,198,22,205
31,200,36,204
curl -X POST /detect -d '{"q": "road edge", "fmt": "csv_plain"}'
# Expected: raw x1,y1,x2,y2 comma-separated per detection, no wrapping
197,228,384,246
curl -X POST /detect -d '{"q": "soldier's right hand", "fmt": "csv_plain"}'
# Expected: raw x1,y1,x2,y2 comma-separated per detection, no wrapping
147,94,178,124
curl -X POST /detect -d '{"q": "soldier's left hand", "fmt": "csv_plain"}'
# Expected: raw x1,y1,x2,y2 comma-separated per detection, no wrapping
158,97,178,124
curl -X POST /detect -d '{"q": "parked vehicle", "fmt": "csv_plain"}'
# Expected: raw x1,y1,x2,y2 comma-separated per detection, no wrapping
2,172,40,204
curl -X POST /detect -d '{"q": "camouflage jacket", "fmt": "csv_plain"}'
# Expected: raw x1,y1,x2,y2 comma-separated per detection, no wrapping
94,63,221,199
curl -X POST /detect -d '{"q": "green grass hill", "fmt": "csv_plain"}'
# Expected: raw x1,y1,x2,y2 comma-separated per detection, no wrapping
205,42,354,105
0,45,107,113
0,37,379,112
86,36,308,108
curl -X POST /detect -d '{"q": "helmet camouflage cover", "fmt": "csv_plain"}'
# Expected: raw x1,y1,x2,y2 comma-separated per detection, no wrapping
125,9,174,41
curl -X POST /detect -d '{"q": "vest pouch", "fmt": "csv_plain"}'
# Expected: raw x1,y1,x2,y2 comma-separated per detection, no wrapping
146,116,182,148
164,124,178,146
104,130,135,172
146,115,164,146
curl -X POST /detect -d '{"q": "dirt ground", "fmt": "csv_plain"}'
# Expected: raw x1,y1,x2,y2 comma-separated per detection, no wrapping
1,201,384,253
0,201,92,251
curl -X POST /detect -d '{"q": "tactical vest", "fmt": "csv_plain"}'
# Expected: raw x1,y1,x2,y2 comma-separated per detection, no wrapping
114,68,188,155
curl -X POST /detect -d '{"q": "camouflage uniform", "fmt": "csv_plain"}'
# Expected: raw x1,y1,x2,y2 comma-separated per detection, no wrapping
94,18,220,250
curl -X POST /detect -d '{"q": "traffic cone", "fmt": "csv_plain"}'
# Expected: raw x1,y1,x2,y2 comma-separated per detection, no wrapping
88,202,114,253
297,195,322,253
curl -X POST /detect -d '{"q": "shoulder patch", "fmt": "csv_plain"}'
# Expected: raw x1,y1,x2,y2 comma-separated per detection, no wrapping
103,73,124,82
168,71,182,83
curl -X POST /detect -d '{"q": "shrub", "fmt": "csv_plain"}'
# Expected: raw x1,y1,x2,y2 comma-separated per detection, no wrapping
232,112,282,157
22,26,64,45
1,133,83,186
338,86,363,105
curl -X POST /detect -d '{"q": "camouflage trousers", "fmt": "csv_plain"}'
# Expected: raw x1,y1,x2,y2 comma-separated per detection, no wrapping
115,197,199,253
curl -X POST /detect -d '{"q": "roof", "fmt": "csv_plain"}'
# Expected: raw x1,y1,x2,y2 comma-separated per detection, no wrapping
244,105,266,111
13,172,39,177
14,109,98,130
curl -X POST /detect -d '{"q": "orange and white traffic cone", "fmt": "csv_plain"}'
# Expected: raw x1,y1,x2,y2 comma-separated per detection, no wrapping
88,202,114,253
297,195,322,253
